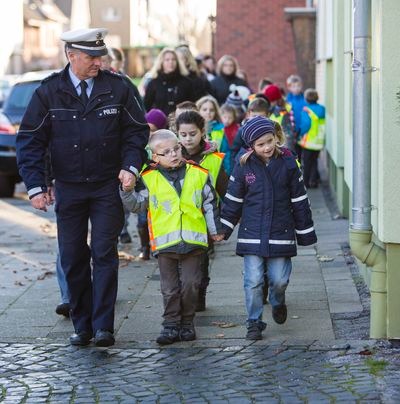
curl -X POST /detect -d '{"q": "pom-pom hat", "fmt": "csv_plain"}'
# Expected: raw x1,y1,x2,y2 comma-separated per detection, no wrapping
241,116,276,147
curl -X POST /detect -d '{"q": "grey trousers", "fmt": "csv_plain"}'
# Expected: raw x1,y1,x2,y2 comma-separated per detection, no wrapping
157,250,203,326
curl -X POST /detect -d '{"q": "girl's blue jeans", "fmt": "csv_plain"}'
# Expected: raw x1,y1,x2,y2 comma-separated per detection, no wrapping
243,255,292,324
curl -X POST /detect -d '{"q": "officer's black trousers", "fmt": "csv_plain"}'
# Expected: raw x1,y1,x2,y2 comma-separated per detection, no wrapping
55,179,124,334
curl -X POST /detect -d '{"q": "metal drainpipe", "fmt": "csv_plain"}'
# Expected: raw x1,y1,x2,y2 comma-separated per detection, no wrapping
349,0,387,339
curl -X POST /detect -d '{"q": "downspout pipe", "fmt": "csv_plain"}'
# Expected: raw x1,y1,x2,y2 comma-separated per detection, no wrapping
349,0,387,339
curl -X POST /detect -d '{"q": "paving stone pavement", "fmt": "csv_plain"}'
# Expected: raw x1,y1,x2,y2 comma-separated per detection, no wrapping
1,183,400,402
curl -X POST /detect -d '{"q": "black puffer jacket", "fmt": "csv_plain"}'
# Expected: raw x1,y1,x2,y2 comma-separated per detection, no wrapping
143,71,195,115
210,73,248,105
220,149,317,258
187,71,211,101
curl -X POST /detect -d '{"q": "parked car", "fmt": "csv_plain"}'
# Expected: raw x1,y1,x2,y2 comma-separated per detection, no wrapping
0,70,58,197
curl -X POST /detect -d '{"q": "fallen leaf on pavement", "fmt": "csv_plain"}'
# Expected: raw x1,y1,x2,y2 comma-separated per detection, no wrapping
37,271,54,280
291,315,300,319
216,333,225,338
118,251,136,261
317,255,335,262
14,281,24,286
211,321,237,328
358,349,373,356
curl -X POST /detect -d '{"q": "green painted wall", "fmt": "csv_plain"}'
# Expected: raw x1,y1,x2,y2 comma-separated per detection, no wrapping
386,244,400,338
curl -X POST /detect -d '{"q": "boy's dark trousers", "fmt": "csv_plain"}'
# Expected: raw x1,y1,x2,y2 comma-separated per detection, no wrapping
158,249,203,326
302,149,320,187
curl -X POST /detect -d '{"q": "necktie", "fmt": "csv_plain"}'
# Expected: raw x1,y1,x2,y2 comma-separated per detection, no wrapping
79,80,89,105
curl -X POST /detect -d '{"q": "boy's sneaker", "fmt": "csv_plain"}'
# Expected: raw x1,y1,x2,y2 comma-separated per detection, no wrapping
246,321,265,340
156,326,180,345
180,323,196,342
272,304,287,324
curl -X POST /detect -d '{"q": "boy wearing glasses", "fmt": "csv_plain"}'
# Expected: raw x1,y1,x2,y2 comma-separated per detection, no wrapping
120,129,224,344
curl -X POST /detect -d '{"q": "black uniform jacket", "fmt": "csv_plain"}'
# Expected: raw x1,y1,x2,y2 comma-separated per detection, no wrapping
16,65,149,195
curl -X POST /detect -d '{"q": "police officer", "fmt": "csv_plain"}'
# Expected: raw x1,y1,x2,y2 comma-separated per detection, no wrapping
16,28,149,347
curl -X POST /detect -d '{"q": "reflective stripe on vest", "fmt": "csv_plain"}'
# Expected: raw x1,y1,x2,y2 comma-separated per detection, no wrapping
200,152,224,188
141,164,209,252
298,107,325,151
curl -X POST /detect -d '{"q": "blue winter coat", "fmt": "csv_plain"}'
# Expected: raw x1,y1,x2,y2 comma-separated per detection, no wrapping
220,149,317,257
16,65,149,195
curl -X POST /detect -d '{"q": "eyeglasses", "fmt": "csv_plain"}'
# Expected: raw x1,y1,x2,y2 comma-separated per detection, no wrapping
155,144,181,157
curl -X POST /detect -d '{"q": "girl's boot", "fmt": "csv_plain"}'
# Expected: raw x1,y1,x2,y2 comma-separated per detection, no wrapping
138,227,150,260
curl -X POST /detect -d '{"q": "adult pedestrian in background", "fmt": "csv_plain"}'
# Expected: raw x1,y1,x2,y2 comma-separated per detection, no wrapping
143,48,195,115
175,45,210,101
202,54,217,81
210,55,249,105
100,47,135,244
16,28,149,347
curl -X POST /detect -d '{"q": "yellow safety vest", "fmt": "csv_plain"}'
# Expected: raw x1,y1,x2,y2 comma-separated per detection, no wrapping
200,152,224,189
141,164,209,252
210,128,225,150
269,103,292,125
298,106,325,151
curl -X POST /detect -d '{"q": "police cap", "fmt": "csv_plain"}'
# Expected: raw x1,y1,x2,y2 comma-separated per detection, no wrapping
61,28,108,57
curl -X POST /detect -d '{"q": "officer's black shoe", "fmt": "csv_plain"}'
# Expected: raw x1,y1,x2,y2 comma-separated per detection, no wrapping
156,326,180,345
120,232,132,244
55,303,70,317
272,304,287,324
94,330,115,347
180,323,196,342
69,331,92,346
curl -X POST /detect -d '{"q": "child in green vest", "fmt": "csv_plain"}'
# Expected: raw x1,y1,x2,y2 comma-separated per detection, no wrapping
299,88,326,188
120,130,224,345
175,110,229,312
196,95,225,149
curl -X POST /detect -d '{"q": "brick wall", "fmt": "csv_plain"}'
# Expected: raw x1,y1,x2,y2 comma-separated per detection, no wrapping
216,0,306,91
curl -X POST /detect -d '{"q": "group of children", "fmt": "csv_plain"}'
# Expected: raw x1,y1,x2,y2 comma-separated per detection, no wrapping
119,73,322,344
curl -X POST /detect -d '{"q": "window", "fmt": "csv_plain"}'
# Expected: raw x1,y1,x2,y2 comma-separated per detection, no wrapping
102,7,121,22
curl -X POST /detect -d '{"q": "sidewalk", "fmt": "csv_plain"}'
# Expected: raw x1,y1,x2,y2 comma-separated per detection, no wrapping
0,184,363,345
3,185,400,403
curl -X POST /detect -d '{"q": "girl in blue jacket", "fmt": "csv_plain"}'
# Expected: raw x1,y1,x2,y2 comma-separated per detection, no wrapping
220,116,317,340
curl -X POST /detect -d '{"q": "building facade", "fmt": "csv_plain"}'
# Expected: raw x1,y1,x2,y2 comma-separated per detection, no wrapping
317,0,400,339
215,0,316,91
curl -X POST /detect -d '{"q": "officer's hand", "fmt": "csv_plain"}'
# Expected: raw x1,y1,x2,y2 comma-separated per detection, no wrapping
119,169,136,191
31,193,49,212
47,186,55,204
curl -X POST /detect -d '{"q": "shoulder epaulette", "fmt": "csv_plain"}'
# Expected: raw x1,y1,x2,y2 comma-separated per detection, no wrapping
41,71,61,83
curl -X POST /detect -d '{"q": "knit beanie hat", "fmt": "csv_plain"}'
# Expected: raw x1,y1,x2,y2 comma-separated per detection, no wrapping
145,108,167,130
229,84,251,101
226,89,245,111
263,84,282,102
241,116,276,147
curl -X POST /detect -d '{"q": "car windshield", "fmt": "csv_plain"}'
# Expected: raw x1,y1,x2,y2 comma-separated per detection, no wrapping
3,81,40,111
